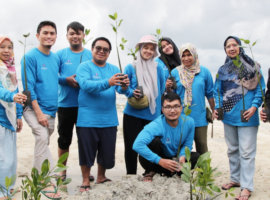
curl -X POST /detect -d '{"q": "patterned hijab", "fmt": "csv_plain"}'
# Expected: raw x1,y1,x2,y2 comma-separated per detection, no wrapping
217,36,261,113
177,43,200,106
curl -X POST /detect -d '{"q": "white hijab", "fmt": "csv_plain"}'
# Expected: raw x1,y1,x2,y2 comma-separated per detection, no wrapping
132,43,158,114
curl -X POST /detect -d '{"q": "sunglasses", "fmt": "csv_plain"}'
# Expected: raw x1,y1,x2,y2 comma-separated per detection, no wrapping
95,46,110,54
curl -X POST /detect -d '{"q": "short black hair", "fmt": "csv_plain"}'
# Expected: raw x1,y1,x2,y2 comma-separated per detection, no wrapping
91,37,112,50
67,21,84,34
37,21,57,34
162,93,181,106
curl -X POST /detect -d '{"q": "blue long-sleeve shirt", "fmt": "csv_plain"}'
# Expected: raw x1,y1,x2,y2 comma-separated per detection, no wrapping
122,63,165,121
133,114,195,164
76,60,128,128
214,70,265,126
171,66,214,127
21,48,60,117
0,84,23,131
57,48,92,107
155,57,170,80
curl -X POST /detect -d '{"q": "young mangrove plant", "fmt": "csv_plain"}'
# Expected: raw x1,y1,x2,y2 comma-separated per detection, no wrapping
152,28,177,89
233,55,247,122
0,175,18,200
239,38,269,121
19,33,32,111
109,12,126,86
80,28,92,63
215,73,224,120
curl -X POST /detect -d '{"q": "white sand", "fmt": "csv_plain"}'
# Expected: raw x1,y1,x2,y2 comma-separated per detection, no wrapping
12,103,270,200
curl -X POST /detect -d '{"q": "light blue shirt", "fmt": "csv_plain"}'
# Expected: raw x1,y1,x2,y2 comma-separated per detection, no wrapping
133,115,195,164
21,48,60,117
76,60,128,128
122,63,165,121
171,66,214,127
57,48,92,107
155,57,170,80
0,84,23,131
214,71,265,126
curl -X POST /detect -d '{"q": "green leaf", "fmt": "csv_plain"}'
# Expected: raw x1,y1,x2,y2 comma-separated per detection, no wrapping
232,60,239,67
23,33,30,37
19,40,24,45
244,39,250,44
156,29,161,35
62,178,72,185
225,193,228,198
216,74,219,78
230,193,235,197
194,168,203,173
5,177,10,188
10,175,16,186
210,184,221,193
135,47,139,53
238,45,248,48
118,19,123,27
58,152,69,164
57,163,65,168
213,172,222,177
185,109,192,116
109,15,115,20
57,176,62,186
54,166,68,173
24,191,28,199
228,187,235,192
113,27,117,33
114,12,118,19
185,146,191,162
121,37,125,43
252,40,258,46
181,174,190,183
85,29,90,36
180,167,191,178
82,39,86,46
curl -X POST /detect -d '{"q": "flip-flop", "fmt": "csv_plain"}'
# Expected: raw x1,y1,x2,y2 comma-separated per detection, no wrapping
235,194,251,200
40,185,61,200
55,174,66,182
89,175,95,181
79,185,91,193
222,182,240,190
95,178,112,184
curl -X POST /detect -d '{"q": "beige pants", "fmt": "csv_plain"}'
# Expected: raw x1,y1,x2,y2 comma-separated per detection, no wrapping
23,108,55,172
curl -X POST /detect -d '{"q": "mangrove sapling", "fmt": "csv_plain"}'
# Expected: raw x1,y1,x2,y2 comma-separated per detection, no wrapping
109,12,126,87
20,152,72,200
19,33,32,111
180,147,235,200
233,55,248,122
80,28,92,63
216,74,224,120
239,38,270,121
152,29,177,89
0,175,18,200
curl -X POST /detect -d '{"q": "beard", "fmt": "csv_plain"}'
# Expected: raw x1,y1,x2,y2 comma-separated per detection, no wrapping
71,44,81,50
166,118,178,122
43,45,52,50
93,57,106,65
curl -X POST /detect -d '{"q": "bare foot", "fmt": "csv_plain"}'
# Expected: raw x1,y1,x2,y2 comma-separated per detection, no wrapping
79,185,91,193
42,184,61,198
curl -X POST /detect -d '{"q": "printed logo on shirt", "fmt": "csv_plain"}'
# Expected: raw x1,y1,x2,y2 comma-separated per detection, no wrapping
92,73,101,79
65,60,72,65
41,64,47,70
164,65,168,70
166,137,171,144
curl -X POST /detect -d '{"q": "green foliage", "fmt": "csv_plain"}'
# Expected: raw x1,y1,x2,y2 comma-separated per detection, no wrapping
20,152,71,200
82,28,92,46
180,147,235,200
0,175,17,200
109,12,124,73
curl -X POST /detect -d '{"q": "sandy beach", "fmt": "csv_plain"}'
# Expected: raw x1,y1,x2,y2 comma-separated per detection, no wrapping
12,100,270,200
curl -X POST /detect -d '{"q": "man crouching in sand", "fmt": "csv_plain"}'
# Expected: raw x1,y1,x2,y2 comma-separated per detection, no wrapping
133,93,200,182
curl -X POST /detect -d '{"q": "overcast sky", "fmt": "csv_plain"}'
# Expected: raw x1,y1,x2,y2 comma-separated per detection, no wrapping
1,0,270,80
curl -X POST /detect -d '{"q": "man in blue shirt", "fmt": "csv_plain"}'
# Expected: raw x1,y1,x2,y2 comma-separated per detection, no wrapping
21,21,61,199
76,37,130,192
56,22,93,181
133,93,200,182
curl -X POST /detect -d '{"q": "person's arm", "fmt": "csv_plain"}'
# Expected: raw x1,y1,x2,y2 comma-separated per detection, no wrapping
56,51,68,85
117,65,134,97
214,78,223,109
158,65,166,95
205,68,215,112
32,100,49,127
0,84,15,102
179,118,195,158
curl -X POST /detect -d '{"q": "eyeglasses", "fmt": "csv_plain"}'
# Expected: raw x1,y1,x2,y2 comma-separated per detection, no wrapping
162,105,181,111
95,46,110,54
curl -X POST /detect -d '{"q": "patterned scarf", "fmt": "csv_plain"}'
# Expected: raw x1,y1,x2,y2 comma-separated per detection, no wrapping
177,43,200,106
217,36,261,113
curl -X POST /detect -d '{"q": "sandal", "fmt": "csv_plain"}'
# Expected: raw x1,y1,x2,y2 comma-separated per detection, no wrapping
55,174,66,182
221,181,240,190
79,185,91,193
89,175,95,182
40,186,61,200
95,178,112,184
235,189,251,200
142,172,156,182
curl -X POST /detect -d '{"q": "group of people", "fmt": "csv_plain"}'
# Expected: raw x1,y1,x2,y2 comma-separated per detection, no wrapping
0,20,268,200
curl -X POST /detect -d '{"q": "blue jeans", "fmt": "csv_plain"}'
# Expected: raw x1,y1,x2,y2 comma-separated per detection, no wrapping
224,124,258,192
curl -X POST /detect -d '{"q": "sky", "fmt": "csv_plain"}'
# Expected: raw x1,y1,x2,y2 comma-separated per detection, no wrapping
1,0,270,80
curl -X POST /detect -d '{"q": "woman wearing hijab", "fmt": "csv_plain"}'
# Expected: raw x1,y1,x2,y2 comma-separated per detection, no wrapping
0,35,27,199
170,43,215,155
214,36,265,200
155,37,181,81
122,35,165,175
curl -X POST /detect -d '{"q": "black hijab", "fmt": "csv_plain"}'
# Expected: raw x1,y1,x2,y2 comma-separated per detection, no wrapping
158,37,181,71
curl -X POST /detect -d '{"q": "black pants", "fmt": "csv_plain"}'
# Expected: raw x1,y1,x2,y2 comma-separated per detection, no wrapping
57,107,78,150
123,114,151,174
139,137,200,177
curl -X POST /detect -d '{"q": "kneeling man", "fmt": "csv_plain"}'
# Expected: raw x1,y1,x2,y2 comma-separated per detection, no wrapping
133,93,200,181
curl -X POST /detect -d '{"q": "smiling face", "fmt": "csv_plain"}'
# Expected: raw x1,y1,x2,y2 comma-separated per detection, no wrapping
161,40,174,55
225,38,240,58
91,40,110,66
141,43,155,60
36,25,57,49
0,39,13,61
66,28,85,49
181,50,194,67
162,99,182,121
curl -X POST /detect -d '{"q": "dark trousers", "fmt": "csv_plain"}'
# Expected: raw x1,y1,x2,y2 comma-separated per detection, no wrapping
139,137,200,176
123,114,151,174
